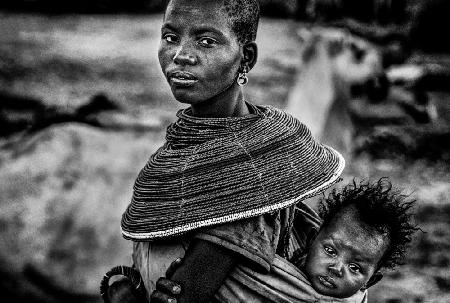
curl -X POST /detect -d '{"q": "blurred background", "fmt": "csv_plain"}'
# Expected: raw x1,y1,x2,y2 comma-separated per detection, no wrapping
0,0,449,302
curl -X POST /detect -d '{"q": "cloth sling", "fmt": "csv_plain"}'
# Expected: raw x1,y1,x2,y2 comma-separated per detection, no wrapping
216,255,367,303
131,203,367,303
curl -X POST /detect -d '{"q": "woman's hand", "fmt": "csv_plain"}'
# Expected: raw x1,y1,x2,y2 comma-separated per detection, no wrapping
150,258,183,303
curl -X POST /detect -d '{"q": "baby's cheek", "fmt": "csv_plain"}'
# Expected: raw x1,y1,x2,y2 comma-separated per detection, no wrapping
347,276,366,292
304,253,320,276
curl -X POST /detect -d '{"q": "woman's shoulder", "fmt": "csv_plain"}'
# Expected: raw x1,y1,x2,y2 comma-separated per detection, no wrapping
253,104,313,133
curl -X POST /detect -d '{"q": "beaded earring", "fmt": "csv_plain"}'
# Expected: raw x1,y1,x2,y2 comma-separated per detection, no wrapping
237,66,249,86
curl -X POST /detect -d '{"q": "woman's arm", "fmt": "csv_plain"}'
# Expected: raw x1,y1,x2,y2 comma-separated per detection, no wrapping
154,239,238,303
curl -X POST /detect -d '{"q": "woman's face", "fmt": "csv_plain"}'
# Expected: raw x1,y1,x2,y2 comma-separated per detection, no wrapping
159,0,242,105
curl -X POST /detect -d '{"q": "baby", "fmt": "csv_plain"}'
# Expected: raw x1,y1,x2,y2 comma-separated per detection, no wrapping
152,179,417,302
298,178,417,299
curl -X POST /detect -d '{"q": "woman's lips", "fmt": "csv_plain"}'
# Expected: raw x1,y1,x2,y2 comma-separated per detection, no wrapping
168,71,198,87
318,276,336,289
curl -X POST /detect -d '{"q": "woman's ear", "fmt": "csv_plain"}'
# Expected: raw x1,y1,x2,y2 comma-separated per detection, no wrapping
242,42,258,71
362,271,383,291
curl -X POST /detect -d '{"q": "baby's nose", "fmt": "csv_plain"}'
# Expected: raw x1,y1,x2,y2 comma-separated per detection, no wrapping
329,261,343,277
173,45,197,65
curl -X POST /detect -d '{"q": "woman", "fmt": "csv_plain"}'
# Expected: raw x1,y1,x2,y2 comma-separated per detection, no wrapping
106,1,346,302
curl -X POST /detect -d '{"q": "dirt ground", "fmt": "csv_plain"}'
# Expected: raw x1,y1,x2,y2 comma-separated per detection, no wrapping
0,13,448,303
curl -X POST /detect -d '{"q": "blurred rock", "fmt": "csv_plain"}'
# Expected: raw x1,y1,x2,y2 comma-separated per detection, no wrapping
370,268,440,303
387,63,450,92
381,41,411,68
353,125,450,162
414,64,450,93
386,64,425,86
358,73,390,103
307,0,408,25
369,201,450,303
0,0,166,14
258,0,298,18
0,92,161,138
0,92,50,136
76,94,121,118
306,0,345,21
410,0,450,53
0,123,165,300
350,98,412,127
396,91,435,124
329,18,408,46
324,18,412,69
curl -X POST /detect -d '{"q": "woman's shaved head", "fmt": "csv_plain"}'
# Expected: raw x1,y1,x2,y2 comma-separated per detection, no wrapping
222,0,260,44
165,0,260,44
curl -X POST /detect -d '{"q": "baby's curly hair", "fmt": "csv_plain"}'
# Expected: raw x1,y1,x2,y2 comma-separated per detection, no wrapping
319,178,418,270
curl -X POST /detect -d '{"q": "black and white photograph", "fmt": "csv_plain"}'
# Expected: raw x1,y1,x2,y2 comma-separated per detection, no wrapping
0,1,449,302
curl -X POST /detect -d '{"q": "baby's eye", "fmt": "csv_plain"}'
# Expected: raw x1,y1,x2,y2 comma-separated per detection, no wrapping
349,263,361,273
323,245,336,256
163,33,178,43
198,37,218,47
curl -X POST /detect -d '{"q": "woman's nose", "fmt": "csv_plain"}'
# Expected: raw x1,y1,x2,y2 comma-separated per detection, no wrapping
329,261,344,277
173,45,197,65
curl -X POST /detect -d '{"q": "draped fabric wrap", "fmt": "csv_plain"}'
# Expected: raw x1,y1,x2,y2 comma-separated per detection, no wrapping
216,255,367,303
121,104,345,240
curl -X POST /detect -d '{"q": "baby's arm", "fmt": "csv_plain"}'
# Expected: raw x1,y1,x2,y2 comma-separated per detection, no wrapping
162,239,238,303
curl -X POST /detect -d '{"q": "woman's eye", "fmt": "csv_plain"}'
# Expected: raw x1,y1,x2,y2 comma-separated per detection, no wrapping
349,264,361,273
324,246,336,256
163,34,178,43
198,37,217,47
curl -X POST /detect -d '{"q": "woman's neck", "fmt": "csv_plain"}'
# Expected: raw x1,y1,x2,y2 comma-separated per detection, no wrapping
190,86,249,118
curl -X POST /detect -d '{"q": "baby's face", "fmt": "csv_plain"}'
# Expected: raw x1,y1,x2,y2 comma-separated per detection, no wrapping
158,0,242,105
304,206,389,298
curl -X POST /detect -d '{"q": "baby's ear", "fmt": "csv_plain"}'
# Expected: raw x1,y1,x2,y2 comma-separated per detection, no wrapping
363,271,383,290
